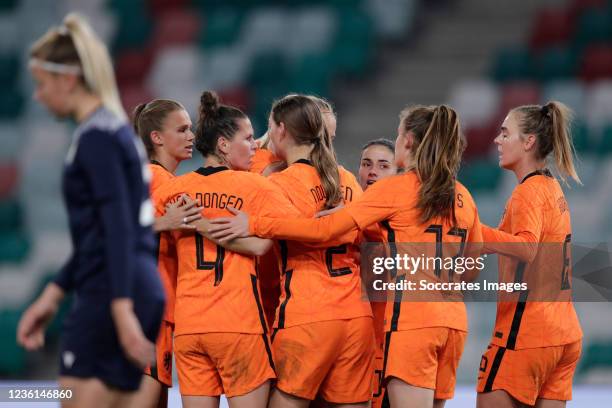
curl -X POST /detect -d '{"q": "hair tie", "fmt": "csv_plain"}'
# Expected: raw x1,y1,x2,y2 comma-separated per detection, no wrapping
541,104,551,118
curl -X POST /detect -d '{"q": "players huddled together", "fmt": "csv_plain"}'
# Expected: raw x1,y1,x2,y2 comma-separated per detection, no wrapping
17,13,582,408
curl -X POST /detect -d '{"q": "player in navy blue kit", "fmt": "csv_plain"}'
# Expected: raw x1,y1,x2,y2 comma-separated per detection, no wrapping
16,13,165,408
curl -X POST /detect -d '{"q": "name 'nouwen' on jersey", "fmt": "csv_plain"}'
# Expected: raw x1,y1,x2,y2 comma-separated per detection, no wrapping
267,160,372,329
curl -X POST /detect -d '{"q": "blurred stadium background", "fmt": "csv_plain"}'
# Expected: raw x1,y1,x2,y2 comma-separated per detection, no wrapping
1,0,611,405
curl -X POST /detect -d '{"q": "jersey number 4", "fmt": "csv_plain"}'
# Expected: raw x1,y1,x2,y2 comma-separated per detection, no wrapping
195,234,226,286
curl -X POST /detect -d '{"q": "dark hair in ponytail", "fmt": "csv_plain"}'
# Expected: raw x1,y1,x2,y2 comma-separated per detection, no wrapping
400,104,466,224
271,94,342,209
195,91,247,158
512,101,581,185
132,99,185,158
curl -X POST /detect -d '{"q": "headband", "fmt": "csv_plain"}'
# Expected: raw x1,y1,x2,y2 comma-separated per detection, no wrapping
29,58,82,75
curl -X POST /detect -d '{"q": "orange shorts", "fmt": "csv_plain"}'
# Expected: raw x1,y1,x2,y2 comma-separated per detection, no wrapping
372,341,387,408
272,317,375,403
144,320,174,387
477,340,582,405
174,332,275,398
383,327,467,400
371,300,387,408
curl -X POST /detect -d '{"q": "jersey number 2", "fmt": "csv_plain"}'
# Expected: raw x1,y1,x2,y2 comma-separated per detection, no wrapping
325,244,352,277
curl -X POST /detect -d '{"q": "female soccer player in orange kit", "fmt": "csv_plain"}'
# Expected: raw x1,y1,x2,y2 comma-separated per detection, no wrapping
131,99,203,407
134,99,202,233
357,138,398,408
263,94,374,408
209,105,483,408
153,91,304,408
358,138,398,191
476,102,582,408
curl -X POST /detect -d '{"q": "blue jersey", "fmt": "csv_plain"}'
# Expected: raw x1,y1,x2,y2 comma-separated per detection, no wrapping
54,107,162,302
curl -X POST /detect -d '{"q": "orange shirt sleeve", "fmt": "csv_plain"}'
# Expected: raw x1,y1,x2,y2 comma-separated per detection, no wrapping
249,148,282,175
250,177,398,242
465,203,483,257
343,177,399,229
152,185,170,217
482,224,539,262
249,170,355,242
483,225,538,245
250,208,356,242
252,177,302,218
482,190,542,262
469,204,483,243
346,171,384,243
151,180,186,218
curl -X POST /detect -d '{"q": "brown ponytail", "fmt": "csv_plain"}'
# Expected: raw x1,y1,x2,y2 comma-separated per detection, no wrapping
132,99,185,158
400,105,466,224
271,94,342,209
512,101,581,185
195,90,247,158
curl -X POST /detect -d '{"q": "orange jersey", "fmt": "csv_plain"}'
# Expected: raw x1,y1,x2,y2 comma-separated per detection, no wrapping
153,166,297,336
251,170,483,332
249,148,282,175
149,162,178,323
267,160,372,328
249,150,283,328
486,171,582,350
149,161,174,194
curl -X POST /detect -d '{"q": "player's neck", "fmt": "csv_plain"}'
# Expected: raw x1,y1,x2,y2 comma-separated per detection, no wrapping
285,144,314,166
152,151,179,174
73,94,103,124
512,158,546,183
204,155,228,169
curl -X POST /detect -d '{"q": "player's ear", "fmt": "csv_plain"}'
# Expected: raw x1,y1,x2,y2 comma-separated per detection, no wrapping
403,130,415,150
150,130,163,146
277,122,287,143
217,136,230,155
523,133,537,151
60,72,80,93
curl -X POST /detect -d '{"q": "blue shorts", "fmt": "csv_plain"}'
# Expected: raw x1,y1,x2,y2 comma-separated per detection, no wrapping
59,258,165,391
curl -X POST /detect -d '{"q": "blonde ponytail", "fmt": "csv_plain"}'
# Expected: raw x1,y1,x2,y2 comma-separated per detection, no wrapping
545,102,581,185
512,101,581,185
63,13,126,120
30,13,126,121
